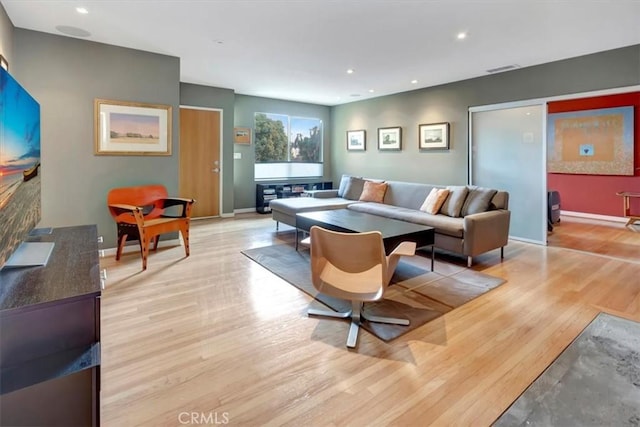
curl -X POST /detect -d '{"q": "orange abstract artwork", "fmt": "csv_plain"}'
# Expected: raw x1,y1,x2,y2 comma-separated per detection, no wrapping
547,106,634,175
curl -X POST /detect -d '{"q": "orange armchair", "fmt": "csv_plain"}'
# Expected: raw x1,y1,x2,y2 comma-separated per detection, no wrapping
107,184,195,270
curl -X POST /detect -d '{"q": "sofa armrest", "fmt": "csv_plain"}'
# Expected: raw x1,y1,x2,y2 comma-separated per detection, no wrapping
462,210,511,257
307,189,339,199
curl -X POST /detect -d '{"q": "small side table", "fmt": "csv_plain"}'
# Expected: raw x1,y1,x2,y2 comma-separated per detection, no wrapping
616,191,640,230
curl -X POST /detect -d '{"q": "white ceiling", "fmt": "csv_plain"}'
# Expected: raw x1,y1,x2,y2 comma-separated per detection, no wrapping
3,0,640,106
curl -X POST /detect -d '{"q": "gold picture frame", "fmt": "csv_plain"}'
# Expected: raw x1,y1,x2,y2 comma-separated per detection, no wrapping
234,127,251,144
94,98,172,156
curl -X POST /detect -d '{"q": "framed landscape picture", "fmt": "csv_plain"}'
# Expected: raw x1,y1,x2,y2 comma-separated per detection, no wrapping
378,126,402,151
94,98,172,156
347,129,366,151
419,122,449,150
234,127,251,144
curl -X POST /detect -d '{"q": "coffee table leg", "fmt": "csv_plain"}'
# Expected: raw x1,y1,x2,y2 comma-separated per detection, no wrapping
295,229,299,251
431,245,434,271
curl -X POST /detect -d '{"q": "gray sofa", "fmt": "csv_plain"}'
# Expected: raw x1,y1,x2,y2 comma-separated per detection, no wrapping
268,176,510,266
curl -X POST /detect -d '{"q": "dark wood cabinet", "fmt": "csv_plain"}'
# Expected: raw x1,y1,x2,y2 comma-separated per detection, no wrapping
0,225,101,426
256,181,332,214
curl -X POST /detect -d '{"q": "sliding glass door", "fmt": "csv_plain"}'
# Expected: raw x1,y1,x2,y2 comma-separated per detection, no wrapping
470,104,546,244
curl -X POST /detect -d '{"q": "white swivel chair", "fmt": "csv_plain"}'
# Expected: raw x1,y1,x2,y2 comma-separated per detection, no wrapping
308,226,416,348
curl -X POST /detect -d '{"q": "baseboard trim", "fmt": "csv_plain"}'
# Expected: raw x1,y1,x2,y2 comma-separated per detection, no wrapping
560,210,627,224
234,208,256,214
102,239,181,257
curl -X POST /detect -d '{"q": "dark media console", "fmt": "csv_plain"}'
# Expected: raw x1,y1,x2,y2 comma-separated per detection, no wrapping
0,225,102,426
256,180,333,214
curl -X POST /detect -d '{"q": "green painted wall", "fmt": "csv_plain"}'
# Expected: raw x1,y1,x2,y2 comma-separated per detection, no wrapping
14,29,180,248
331,45,640,187
233,95,331,210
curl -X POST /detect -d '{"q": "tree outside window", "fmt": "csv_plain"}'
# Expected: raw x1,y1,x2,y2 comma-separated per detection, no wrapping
254,113,322,163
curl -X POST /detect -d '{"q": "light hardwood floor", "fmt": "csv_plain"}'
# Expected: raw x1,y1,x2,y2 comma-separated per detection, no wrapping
100,214,640,426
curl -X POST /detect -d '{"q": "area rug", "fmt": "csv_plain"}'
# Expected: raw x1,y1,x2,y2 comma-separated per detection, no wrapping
494,313,640,426
241,244,506,341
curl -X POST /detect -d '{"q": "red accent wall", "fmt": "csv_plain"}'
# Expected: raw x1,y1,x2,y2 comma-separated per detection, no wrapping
547,92,640,217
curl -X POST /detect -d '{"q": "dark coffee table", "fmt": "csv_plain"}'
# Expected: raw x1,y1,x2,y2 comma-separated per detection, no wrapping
296,209,435,271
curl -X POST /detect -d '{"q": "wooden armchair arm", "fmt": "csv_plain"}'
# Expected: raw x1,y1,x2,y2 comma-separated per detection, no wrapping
158,197,196,218
108,203,145,228
108,203,142,213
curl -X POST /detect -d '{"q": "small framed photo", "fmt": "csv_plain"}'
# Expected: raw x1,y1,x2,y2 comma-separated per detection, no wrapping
419,122,450,150
94,98,172,156
234,127,251,144
347,129,366,151
378,126,402,151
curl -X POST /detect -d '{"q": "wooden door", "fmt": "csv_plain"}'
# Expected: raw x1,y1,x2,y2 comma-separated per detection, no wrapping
179,108,221,218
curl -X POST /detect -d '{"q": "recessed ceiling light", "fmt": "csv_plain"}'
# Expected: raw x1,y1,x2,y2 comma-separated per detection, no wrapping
346,69,354,74
76,7,89,14
368,89,374,93
411,80,418,84
457,32,467,40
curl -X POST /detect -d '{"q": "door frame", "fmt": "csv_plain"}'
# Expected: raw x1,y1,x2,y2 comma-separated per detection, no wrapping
179,105,224,219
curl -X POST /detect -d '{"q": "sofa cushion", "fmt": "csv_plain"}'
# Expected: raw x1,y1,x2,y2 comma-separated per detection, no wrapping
342,176,366,200
359,181,387,203
420,188,450,214
461,186,498,216
439,186,469,218
383,181,434,210
269,197,354,216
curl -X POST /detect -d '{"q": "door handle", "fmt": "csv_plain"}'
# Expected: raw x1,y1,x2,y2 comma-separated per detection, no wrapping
212,168,220,173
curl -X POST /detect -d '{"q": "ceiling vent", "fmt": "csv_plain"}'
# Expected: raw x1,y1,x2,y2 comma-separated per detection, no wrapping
486,64,520,74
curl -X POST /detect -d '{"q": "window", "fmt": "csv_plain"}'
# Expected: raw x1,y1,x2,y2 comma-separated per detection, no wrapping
254,112,323,179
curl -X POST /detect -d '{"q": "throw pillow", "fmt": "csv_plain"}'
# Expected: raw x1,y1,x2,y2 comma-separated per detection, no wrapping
419,188,450,214
461,187,498,216
337,174,353,198
439,186,469,217
342,176,366,200
359,181,388,203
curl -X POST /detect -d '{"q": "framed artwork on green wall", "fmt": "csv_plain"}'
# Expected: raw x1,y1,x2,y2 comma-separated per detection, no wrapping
94,98,172,156
419,122,449,150
378,126,402,151
347,129,366,151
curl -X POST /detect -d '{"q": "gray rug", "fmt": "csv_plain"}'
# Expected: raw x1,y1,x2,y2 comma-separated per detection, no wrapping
242,244,505,341
494,313,640,426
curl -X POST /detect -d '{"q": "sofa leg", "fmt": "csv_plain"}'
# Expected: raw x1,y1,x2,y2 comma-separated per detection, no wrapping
276,221,279,231
467,256,472,268
501,247,504,259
